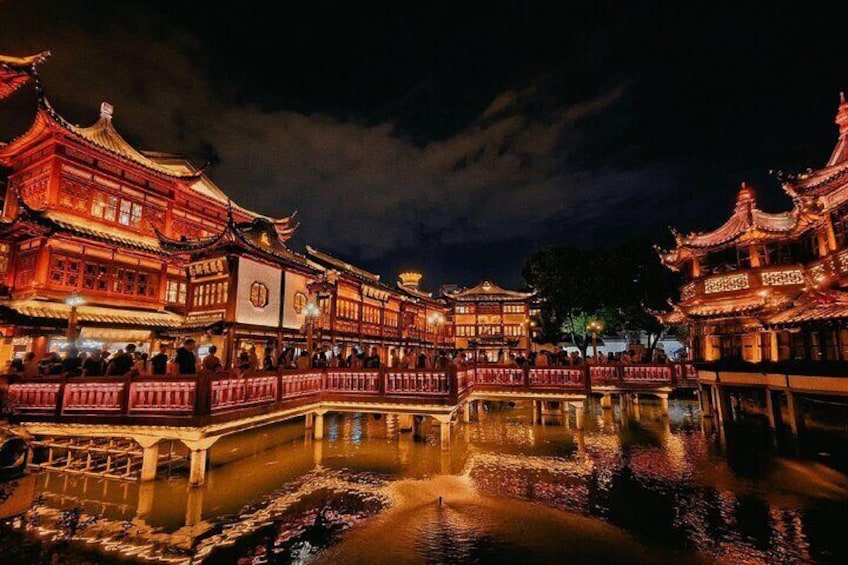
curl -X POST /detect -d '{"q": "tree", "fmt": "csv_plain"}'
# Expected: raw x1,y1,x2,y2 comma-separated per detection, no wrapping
523,240,679,358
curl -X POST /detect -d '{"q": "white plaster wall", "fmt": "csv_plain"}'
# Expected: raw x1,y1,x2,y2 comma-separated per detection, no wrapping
283,271,310,329
235,257,282,327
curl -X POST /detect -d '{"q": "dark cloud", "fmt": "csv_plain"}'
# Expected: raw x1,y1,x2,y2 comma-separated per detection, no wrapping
1,1,845,286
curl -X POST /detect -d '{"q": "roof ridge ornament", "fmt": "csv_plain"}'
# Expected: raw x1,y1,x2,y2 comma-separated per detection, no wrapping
99,101,113,121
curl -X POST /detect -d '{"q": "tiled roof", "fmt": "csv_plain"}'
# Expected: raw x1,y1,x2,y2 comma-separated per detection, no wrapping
444,279,535,302
2,299,183,327
766,290,848,325
0,52,47,100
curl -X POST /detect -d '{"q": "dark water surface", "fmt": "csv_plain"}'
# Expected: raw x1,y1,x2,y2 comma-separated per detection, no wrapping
1,399,847,564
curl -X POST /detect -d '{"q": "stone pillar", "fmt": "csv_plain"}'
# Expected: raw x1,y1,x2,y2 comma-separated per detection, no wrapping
699,386,712,417
439,419,452,451
314,411,326,440
182,437,219,487
188,449,208,487
313,439,324,467
397,414,414,432
600,394,612,409
573,402,585,431
632,394,640,405
713,385,732,426
658,393,669,415
305,412,314,430
531,400,539,424
765,389,780,430
785,391,803,436
463,402,471,424
135,437,161,483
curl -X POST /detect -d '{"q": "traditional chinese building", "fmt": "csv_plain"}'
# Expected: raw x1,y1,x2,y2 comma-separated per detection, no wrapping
0,52,533,366
659,93,848,363
442,280,535,361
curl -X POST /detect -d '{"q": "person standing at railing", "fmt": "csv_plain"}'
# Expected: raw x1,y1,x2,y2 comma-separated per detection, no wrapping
22,352,39,378
106,344,135,376
535,351,549,366
365,346,381,368
262,348,276,371
389,348,401,368
202,345,223,373
81,350,104,376
175,338,199,375
150,344,169,375
62,348,82,377
296,350,311,369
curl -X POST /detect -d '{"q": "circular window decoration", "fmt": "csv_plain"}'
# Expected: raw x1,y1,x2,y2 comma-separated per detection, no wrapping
293,291,308,314
249,282,269,308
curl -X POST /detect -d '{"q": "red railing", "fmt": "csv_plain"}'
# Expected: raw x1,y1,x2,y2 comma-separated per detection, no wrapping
129,379,196,414
5,363,692,425
385,370,449,395
529,367,584,387
323,370,380,393
62,379,125,413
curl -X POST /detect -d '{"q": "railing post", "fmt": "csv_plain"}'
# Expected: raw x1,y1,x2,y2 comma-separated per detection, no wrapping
195,374,211,417
584,365,592,394
670,363,678,387
449,366,459,403
378,367,386,396
617,364,625,387
120,375,131,416
523,366,531,389
55,375,67,417
275,369,284,405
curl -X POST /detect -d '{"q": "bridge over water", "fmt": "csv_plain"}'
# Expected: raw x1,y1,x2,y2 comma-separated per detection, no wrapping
6,363,696,485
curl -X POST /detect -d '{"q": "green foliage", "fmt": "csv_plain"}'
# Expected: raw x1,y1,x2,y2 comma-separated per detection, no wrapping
522,239,679,354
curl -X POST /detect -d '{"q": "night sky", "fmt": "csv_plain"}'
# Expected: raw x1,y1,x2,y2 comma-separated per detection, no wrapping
0,1,845,288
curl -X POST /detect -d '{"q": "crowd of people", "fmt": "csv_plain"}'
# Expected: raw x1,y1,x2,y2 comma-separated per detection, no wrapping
7,339,671,378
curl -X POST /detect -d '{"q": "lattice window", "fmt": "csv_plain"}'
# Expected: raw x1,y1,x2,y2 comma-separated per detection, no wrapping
809,263,826,282
166,279,187,303
250,282,268,308
503,304,525,313
384,311,398,327
91,192,118,222
761,269,804,286
362,305,381,324
48,254,81,288
680,282,696,301
59,179,90,212
118,200,143,227
838,250,848,273
704,273,749,294
14,253,37,288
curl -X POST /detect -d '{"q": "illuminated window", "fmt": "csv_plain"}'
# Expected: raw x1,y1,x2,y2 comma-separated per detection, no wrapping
166,279,187,303
293,291,307,313
503,304,525,314
250,282,269,308
91,193,118,221
118,200,143,227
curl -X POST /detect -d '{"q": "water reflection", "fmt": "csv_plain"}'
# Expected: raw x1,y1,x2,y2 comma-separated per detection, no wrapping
0,399,846,564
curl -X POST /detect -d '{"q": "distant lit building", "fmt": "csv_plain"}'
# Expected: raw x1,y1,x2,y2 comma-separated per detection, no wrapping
658,94,848,362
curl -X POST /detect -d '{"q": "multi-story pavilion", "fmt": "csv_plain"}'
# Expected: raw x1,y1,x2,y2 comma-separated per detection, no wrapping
659,94,848,363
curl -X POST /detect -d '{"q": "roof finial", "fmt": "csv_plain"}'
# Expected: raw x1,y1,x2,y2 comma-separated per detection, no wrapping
99,101,113,120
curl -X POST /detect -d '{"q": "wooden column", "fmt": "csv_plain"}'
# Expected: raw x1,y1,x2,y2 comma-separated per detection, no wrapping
188,448,207,486
439,419,451,451
785,390,803,437
765,389,780,431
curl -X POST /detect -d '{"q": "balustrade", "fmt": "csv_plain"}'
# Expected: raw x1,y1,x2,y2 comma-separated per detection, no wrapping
385,370,449,394
4,363,692,424
62,380,125,412
528,367,583,387
323,370,380,393
129,380,195,413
